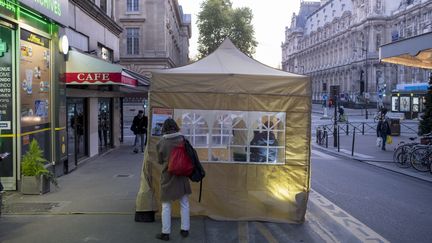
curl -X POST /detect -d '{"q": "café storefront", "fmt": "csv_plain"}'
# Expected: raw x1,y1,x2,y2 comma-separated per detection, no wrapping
65,49,148,171
0,0,69,190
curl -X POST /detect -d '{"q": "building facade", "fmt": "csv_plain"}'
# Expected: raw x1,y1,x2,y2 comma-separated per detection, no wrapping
282,0,432,115
115,0,191,76
0,0,148,191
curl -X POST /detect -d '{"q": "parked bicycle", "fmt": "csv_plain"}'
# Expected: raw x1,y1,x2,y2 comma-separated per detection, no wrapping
410,143,432,173
393,137,419,168
393,132,432,169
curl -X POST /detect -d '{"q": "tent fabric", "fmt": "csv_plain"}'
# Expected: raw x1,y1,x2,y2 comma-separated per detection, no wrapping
136,39,311,223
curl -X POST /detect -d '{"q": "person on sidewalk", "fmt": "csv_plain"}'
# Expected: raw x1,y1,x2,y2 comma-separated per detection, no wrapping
155,118,191,241
131,110,148,153
377,115,391,151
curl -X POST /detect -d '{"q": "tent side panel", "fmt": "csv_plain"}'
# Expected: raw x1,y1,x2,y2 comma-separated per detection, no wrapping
139,89,311,223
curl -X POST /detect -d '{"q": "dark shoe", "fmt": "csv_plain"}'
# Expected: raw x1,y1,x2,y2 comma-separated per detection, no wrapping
133,149,138,153
156,233,169,241
382,148,386,151
180,230,189,238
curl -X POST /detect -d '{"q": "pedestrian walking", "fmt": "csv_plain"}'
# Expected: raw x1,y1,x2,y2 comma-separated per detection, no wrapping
376,114,391,151
155,118,191,241
131,110,148,153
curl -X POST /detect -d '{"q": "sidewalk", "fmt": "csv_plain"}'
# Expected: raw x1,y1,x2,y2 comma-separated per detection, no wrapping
1,142,357,243
313,134,432,183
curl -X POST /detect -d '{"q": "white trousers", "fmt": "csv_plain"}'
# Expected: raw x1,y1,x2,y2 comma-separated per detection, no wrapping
161,195,190,234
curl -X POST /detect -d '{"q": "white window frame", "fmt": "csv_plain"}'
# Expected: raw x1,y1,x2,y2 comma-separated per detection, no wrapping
173,109,286,165
126,27,139,55
127,0,139,12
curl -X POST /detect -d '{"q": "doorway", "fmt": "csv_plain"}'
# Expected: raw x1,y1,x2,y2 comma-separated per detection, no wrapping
98,98,112,152
67,98,87,170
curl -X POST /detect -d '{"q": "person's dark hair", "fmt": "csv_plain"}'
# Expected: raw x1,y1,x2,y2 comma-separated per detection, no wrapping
161,118,179,135
138,110,144,114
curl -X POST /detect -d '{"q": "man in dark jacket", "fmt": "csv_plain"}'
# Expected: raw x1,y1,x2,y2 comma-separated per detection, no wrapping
131,110,148,153
377,117,391,151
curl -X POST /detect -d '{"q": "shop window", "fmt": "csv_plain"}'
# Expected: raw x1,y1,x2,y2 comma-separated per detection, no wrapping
166,109,286,164
400,97,410,112
126,28,139,55
127,0,139,12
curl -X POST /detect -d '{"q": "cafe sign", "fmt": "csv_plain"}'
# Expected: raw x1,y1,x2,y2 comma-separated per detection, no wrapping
18,0,68,26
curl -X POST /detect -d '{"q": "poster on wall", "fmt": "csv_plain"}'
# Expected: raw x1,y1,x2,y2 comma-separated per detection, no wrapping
391,97,399,112
19,29,51,128
400,97,410,112
151,108,173,136
0,25,14,177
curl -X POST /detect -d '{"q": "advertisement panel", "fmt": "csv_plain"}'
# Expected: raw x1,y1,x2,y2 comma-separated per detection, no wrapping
0,25,14,177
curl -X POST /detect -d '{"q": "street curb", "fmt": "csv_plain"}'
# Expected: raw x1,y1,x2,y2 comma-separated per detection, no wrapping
312,144,432,184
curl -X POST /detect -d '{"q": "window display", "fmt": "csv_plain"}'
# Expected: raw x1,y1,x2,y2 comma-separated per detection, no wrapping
20,29,50,127
400,97,410,112
391,96,399,112
412,97,419,112
161,109,287,164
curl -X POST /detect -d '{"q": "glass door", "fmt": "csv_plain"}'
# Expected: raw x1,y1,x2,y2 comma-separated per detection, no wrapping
67,98,87,171
98,98,112,152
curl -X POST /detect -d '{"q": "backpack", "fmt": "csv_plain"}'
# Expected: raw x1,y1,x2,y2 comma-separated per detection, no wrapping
168,141,194,177
183,136,206,202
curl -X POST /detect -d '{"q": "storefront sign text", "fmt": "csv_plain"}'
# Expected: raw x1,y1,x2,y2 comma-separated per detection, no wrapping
65,72,137,87
33,0,61,16
0,0,15,12
18,0,68,26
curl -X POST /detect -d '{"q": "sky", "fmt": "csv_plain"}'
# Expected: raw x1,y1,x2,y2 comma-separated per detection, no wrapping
178,0,302,68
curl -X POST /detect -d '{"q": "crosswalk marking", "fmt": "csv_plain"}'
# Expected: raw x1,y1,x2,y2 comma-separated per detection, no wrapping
309,190,389,243
311,150,338,159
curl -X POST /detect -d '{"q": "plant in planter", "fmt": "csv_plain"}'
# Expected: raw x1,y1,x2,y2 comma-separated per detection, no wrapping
21,139,58,195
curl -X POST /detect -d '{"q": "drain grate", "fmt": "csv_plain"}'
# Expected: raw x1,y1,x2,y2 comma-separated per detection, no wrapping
114,174,132,178
3,202,60,214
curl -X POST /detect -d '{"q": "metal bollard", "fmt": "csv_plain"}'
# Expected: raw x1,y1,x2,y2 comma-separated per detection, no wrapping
337,125,340,152
325,130,328,148
351,127,356,156
362,123,365,135
346,123,349,135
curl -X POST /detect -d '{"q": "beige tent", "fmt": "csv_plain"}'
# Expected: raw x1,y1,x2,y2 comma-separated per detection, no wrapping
135,39,311,223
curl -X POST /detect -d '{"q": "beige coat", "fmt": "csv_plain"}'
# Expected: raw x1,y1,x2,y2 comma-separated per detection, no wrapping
156,132,192,202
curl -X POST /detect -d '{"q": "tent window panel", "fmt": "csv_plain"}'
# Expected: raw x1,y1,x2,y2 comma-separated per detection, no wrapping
174,109,286,164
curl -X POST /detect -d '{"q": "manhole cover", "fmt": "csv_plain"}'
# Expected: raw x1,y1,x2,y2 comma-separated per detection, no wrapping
3,202,60,214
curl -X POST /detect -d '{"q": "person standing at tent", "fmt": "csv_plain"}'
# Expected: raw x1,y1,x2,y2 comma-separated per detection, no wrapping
155,118,191,241
131,110,148,153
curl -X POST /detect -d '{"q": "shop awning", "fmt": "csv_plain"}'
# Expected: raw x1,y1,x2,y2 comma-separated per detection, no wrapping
380,31,432,69
66,50,137,87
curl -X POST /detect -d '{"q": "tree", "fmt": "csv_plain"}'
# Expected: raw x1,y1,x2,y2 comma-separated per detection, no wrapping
197,0,257,58
418,72,432,135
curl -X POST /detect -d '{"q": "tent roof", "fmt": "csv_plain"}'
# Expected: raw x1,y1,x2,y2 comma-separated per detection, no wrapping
154,39,303,77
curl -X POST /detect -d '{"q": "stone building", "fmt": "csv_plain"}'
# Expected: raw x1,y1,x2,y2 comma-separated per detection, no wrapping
282,0,432,112
115,0,192,76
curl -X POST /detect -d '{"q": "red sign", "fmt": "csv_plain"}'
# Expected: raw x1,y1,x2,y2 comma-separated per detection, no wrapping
65,72,137,87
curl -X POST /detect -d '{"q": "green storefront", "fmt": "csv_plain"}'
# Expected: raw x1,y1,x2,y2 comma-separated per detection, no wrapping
0,0,68,190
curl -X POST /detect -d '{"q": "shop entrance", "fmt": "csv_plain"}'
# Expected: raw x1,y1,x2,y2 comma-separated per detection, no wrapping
67,98,87,170
98,98,112,152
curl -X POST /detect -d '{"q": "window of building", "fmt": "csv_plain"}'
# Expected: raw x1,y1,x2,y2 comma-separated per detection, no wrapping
169,109,286,164
127,0,139,12
126,28,139,55
100,0,107,14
